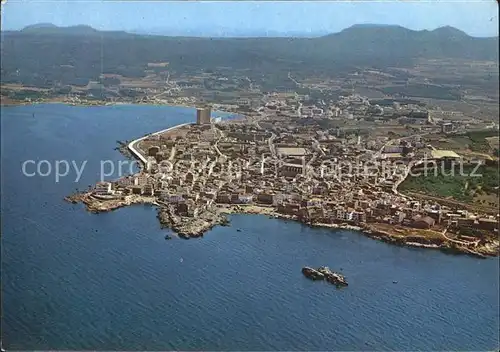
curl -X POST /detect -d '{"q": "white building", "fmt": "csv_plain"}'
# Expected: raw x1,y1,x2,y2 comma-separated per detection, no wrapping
94,182,112,195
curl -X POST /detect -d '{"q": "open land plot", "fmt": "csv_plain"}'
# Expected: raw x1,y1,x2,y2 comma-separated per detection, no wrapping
353,87,386,99
486,136,500,150
400,164,499,205
1,84,51,92
473,193,499,210
424,131,499,157
463,130,500,154
426,136,471,152
421,98,499,122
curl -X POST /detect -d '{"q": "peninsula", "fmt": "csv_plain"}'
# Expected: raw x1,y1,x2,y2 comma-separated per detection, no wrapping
66,99,499,258
6,24,495,258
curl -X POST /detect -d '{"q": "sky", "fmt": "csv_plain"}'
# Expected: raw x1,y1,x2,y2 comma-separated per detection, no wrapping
1,0,498,37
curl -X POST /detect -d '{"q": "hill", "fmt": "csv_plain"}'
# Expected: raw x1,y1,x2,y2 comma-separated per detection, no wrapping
21,24,98,35
20,23,59,31
1,24,498,89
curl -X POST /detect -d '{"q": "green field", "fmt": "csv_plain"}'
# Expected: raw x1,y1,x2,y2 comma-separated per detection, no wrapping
466,130,499,154
400,164,499,203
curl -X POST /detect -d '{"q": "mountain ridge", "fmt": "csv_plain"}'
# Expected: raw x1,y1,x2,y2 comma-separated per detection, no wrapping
5,23,498,39
1,23,497,88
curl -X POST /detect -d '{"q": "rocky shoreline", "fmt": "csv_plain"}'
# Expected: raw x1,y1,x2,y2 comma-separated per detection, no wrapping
115,140,133,159
361,225,497,259
221,206,498,258
156,203,230,239
65,192,157,213
64,195,498,259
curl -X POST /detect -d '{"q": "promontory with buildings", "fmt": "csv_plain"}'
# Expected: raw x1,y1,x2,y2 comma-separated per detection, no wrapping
67,90,499,259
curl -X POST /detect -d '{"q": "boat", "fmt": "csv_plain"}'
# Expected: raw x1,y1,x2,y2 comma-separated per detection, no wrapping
301,266,325,281
317,266,348,286
165,234,172,240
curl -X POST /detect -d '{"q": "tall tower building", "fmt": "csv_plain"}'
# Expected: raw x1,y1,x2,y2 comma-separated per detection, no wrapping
196,107,212,125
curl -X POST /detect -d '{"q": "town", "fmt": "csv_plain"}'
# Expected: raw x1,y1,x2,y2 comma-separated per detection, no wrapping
67,89,499,258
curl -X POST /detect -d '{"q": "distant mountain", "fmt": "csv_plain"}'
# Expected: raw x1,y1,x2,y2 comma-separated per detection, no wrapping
13,24,134,37
1,23,497,88
311,24,497,64
20,24,99,35
21,23,58,31
346,23,400,29
329,23,469,39
428,25,470,39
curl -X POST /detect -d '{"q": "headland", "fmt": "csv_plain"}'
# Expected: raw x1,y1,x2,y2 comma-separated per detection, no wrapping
66,104,499,259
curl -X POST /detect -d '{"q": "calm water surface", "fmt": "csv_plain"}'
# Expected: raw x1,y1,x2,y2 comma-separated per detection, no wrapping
2,104,499,350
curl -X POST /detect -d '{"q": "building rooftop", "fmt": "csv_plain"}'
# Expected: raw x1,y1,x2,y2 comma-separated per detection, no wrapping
276,147,307,156
383,153,403,158
431,150,461,159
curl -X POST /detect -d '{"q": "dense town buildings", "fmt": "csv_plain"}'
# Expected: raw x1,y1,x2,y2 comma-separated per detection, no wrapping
69,90,498,257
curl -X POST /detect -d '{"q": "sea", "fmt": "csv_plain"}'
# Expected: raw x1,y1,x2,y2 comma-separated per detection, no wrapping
1,104,499,351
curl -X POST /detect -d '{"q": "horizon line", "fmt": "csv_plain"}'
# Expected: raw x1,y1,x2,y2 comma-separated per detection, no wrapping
3,22,499,39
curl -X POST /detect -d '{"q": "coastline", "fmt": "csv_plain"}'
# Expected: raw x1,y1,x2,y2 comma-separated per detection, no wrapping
49,101,497,259
1,99,197,109
1,99,246,128
0,98,240,116
65,192,498,259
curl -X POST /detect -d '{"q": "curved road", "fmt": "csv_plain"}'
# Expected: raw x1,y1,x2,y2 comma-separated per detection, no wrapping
392,158,425,195
128,123,192,165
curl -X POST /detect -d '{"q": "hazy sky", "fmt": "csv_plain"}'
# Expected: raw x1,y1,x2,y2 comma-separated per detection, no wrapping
1,0,498,37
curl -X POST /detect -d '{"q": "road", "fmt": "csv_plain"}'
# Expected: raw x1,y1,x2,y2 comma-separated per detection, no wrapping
168,146,176,161
297,101,303,118
288,72,301,87
392,158,424,195
244,76,254,91
207,159,216,177
213,128,226,159
247,115,262,130
268,132,277,158
311,137,325,156
442,227,480,247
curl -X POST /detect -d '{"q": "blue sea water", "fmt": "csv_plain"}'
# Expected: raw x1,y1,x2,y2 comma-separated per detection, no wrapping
1,104,499,351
